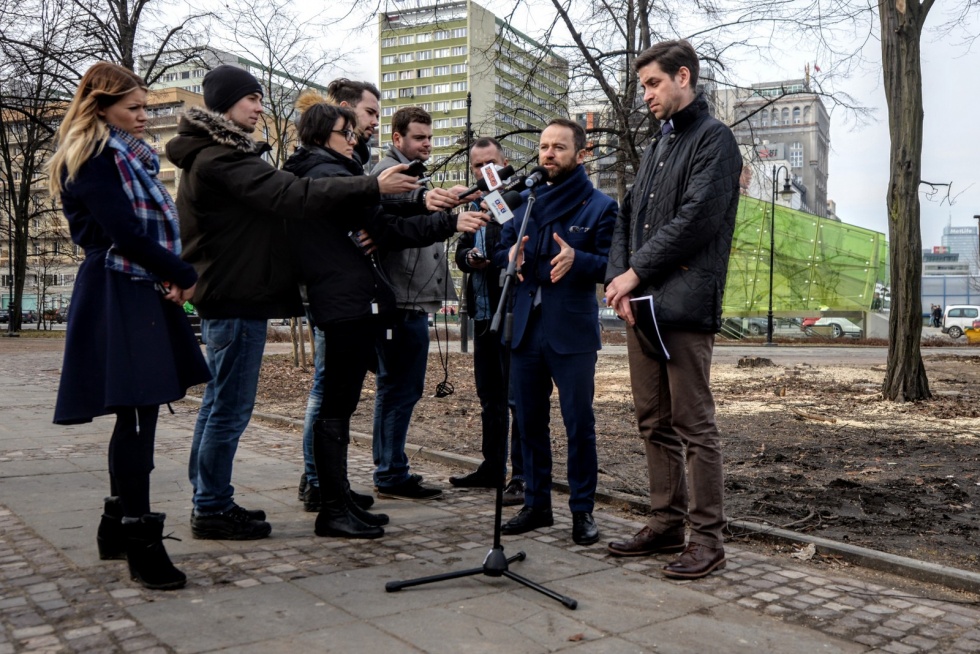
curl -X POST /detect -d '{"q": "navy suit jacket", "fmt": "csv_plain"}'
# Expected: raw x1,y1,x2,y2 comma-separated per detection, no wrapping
493,165,617,354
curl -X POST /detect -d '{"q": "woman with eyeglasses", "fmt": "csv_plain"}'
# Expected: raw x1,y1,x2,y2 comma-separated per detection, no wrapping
283,93,487,539
48,62,210,590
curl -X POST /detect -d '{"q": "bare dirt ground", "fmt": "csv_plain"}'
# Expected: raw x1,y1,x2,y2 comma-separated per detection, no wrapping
255,331,980,572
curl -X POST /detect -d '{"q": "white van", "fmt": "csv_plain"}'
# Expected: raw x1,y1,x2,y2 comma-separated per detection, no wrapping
941,305,980,339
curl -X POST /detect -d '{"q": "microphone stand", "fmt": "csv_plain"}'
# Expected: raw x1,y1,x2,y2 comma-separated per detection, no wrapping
385,186,577,610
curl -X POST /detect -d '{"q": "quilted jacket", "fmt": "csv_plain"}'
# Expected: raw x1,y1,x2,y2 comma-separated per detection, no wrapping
605,95,742,333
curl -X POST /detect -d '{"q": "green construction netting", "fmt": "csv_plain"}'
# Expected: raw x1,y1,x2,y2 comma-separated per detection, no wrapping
723,196,888,315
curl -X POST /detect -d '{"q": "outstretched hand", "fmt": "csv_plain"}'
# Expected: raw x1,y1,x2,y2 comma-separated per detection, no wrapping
377,164,421,195
549,233,575,283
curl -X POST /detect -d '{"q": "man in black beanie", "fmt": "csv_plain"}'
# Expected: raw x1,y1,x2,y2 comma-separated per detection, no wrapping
168,65,421,540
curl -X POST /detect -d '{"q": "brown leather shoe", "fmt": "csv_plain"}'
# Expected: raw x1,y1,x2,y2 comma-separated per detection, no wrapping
607,526,686,557
662,542,726,579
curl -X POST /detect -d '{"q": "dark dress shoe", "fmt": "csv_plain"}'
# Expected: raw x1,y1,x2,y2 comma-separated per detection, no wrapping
572,512,599,545
501,506,554,535
449,470,498,488
607,526,686,557
662,542,726,580
501,478,525,507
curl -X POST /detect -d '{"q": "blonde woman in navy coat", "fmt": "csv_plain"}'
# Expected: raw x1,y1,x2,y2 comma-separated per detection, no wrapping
49,62,210,590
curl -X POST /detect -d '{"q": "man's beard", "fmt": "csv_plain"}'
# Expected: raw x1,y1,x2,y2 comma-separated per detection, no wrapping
547,163,578,186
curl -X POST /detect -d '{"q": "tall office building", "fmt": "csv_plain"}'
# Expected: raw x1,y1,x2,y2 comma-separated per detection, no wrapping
941,225,979,275
715,78,830,217
377,0,568,185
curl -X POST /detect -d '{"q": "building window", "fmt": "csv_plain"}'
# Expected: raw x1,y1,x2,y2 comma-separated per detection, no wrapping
381,37,397,48
399,52,414,63
382,55,397,65
433,65,450,76
434,48,450,58
434,30,451,40
382,72,397,82
433,118,450,128
398,34,415,45
760,110,768,127
451,63,467,74
399,70,415,80
433,101,450,111
771,109,779,126
451,99,467,109
418,68,432,78
780,108,789,124
433,136,452,147
789,142,803,168
451,117,466,127
381,89,396,99
382,106,395,116
451,46,467,56
416,85,432,95
382,125,392,134
417,33,432,43
451,28,467,38
417,50,432,61
792,107,801,124
420,103,432,111
433,83,450,94
398,87,414,98
451,81,467,92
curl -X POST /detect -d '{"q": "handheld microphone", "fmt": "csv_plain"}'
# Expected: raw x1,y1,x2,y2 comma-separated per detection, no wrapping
457,164,516,198
524,166,549,188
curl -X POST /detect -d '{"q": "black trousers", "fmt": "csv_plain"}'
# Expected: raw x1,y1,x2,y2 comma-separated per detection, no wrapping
472,319,524,481
313,317,377,421
108,405,159,517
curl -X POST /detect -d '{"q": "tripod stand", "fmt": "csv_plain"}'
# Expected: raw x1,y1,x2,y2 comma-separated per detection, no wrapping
385,187,578,610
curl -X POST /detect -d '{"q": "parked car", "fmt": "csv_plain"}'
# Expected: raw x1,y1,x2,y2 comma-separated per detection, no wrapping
0,309,7,323
942,305,980,339
802,316,862,339
598,307,626,332
744,317,802,336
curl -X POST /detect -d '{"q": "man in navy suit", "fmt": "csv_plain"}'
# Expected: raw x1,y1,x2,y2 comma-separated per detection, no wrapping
492,118,617,545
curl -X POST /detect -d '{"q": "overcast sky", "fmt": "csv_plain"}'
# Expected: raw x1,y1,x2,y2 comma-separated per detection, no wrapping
236,1,980,249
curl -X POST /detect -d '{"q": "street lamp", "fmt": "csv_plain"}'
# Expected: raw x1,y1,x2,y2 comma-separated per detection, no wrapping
766,165,794,345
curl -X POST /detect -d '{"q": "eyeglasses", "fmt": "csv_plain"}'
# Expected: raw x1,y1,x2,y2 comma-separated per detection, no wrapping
332,129,358,142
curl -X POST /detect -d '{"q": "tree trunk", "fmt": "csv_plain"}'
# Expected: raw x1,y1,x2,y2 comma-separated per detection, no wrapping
879,0,933,401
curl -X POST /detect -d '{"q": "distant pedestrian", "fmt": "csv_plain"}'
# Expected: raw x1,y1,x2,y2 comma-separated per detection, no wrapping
932,305,942,328
49,62,211,590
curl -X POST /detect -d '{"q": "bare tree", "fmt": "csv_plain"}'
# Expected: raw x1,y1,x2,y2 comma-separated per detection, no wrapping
220,0,343,168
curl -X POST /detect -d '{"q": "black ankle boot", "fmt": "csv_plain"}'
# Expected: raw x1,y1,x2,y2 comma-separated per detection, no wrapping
122,513,187,590
97,496,127,560
347,495,389,526
313,419,383,539
297,472,308,501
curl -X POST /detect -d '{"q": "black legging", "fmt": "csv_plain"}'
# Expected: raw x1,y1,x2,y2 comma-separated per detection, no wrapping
108,405,159,517
314,317,378,421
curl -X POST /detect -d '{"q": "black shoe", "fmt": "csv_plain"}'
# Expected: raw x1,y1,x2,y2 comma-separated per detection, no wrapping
572,512,600,546
298,472,308,501
501,479,525,507
449,469,497,489
97,496,127,560
191,505,272,540
376,476,442,500
123,513,186,591
348,486,374,510
233,504,266,522
302,484,321,512
501,506,554,535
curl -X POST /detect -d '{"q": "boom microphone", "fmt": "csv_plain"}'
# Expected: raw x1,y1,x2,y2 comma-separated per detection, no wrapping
524,166,549,188
457,164,516,198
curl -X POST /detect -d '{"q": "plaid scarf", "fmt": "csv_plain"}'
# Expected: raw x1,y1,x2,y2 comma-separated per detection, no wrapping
104,125,181,281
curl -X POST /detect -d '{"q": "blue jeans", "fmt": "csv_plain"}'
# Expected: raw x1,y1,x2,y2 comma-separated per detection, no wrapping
372,310,429,487
300,327,327,487
188,318,267,514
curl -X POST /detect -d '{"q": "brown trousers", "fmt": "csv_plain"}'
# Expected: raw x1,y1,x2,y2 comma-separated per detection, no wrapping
626,328,726,547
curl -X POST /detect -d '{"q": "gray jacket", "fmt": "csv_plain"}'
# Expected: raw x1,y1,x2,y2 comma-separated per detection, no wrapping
372,145,458,312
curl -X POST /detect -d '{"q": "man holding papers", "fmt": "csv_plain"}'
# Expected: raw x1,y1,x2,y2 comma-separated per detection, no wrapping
604,40,742,579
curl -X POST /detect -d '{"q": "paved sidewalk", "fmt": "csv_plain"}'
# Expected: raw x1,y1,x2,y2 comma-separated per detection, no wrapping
1,344,980,653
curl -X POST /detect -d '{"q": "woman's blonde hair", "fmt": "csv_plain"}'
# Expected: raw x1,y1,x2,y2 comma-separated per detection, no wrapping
48,62,147,196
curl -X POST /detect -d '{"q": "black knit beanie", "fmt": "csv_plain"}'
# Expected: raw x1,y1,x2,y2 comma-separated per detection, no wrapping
203,65,263,114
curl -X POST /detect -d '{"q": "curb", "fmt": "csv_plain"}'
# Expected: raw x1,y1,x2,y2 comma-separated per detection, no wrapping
179,396,980,595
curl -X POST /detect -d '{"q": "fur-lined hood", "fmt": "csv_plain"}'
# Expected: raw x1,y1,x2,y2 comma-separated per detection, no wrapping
166,106,269,169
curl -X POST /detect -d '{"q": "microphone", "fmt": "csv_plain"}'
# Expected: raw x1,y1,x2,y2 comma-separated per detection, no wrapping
524,166,549,188
484,189,525,225
501,190,524,210
457,164,516,198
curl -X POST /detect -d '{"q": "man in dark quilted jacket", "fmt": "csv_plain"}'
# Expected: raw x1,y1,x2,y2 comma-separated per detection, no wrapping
604,40,742,580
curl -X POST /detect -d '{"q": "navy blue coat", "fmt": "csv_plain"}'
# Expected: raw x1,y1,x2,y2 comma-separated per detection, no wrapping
53,149,210,425
492,165,617,354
